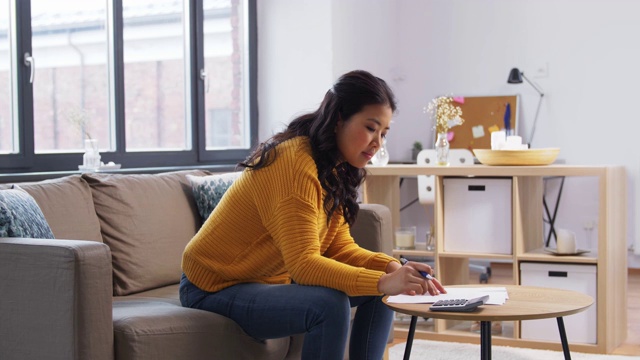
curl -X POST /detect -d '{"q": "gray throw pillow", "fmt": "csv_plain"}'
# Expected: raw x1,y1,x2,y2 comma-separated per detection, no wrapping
186,172,242,222
0,188,55,239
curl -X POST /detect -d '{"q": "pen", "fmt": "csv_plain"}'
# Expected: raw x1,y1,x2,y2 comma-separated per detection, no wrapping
503,103,511,136
399,257,435,280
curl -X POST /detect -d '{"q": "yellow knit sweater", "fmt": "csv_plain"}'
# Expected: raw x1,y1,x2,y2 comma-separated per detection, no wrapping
182,136,398,296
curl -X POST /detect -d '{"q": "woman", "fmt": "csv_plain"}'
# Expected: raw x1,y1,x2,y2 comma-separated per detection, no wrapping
180,70,445,359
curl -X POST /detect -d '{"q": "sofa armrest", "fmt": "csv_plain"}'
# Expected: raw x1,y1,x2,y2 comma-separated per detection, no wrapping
349,204,396,346
0,238,114,360
351,203,393,255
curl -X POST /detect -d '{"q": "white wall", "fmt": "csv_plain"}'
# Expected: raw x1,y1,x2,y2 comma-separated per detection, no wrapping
330,0,399,86
256,0,334,141
258,0,640,267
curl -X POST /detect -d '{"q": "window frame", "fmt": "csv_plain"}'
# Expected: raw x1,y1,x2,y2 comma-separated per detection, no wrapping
0,0,257,173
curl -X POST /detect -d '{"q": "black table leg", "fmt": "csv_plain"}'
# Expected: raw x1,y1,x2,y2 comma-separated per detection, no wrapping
403,316,418,360
480,321,492,360
557,317,572,360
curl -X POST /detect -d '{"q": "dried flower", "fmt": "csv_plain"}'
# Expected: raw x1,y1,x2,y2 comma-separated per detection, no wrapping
66,108,92,140
425,96,464,134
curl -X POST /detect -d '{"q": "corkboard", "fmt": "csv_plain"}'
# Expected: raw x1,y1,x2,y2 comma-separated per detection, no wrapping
444,95,519,151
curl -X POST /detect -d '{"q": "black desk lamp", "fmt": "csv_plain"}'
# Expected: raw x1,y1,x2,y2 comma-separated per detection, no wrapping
507,68,545,145
510,68,557,247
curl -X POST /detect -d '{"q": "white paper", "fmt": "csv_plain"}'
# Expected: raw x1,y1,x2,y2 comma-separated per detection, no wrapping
387,287,508,305
471,125,485,139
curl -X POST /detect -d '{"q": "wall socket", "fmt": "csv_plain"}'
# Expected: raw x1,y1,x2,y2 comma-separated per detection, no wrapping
533,63,549,78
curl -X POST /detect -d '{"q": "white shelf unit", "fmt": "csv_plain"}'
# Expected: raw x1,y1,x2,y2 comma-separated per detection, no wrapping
363,164,627,354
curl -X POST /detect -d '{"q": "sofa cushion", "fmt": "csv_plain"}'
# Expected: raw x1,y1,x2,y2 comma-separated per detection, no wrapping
17,175,103,243
112,299,290,360
82,170,209,296
115,284,181,305
186,171,242,222
0,188,55,239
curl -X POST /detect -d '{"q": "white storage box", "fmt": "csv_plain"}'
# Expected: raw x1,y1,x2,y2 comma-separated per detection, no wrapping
520,262,597,344
443,178,512,254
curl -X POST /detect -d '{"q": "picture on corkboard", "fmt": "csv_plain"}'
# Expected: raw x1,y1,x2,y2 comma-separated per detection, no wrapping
437,95,519,151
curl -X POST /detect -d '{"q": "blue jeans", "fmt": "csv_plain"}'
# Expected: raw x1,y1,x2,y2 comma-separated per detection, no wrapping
180,274,393,360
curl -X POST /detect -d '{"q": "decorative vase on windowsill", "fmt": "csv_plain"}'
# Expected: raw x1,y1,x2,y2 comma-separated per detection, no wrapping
82,139,101,171
68,108,102,172
425,96,465,166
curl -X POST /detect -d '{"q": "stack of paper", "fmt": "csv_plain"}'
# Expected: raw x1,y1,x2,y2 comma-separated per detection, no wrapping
387,287,508,305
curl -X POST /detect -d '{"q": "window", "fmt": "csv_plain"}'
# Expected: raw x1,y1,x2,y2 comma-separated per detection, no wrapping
207,108,232,147
123,0,187,151
30,0,109,153
0,0,13,154
0,0,256,172
203,0,250,150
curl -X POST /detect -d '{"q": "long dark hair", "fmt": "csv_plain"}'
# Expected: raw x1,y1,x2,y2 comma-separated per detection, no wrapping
238,70,397,225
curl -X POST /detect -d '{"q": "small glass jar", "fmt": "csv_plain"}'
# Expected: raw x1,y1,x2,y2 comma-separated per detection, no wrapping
425,229,435,251
371,138,390,166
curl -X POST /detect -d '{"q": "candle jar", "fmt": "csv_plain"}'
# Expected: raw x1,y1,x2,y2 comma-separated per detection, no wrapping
395,226,416,250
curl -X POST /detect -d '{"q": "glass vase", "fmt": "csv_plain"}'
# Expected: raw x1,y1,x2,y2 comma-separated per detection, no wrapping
83,139,101,170
371,138,390,166
435,132,449,166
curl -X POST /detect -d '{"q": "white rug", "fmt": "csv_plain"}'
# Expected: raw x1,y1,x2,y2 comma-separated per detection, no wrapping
389,339,637,360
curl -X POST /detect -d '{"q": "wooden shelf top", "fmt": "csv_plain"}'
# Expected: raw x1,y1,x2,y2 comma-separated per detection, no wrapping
366,164,619,177
518,248,598,264
384,284,593,322
437,252,514,260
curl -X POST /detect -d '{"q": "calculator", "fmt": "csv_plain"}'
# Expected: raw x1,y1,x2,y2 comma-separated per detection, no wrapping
429,295,490,312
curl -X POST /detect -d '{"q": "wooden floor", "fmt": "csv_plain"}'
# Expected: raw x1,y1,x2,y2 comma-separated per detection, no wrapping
386,264,640,356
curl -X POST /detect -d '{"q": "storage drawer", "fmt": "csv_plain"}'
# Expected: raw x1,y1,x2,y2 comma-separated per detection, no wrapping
443,177,512,254
519,262,597,344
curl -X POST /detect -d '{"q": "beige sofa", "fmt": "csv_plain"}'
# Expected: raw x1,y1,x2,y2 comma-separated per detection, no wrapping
0,170,393,360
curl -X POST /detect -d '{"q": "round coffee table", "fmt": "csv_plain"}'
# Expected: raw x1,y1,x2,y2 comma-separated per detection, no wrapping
383,285,593,360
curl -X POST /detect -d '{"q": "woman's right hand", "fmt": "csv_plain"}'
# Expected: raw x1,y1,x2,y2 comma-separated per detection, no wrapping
377,261,446,296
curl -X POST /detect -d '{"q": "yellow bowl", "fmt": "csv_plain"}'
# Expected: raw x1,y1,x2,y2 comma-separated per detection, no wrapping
473,148,560,166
